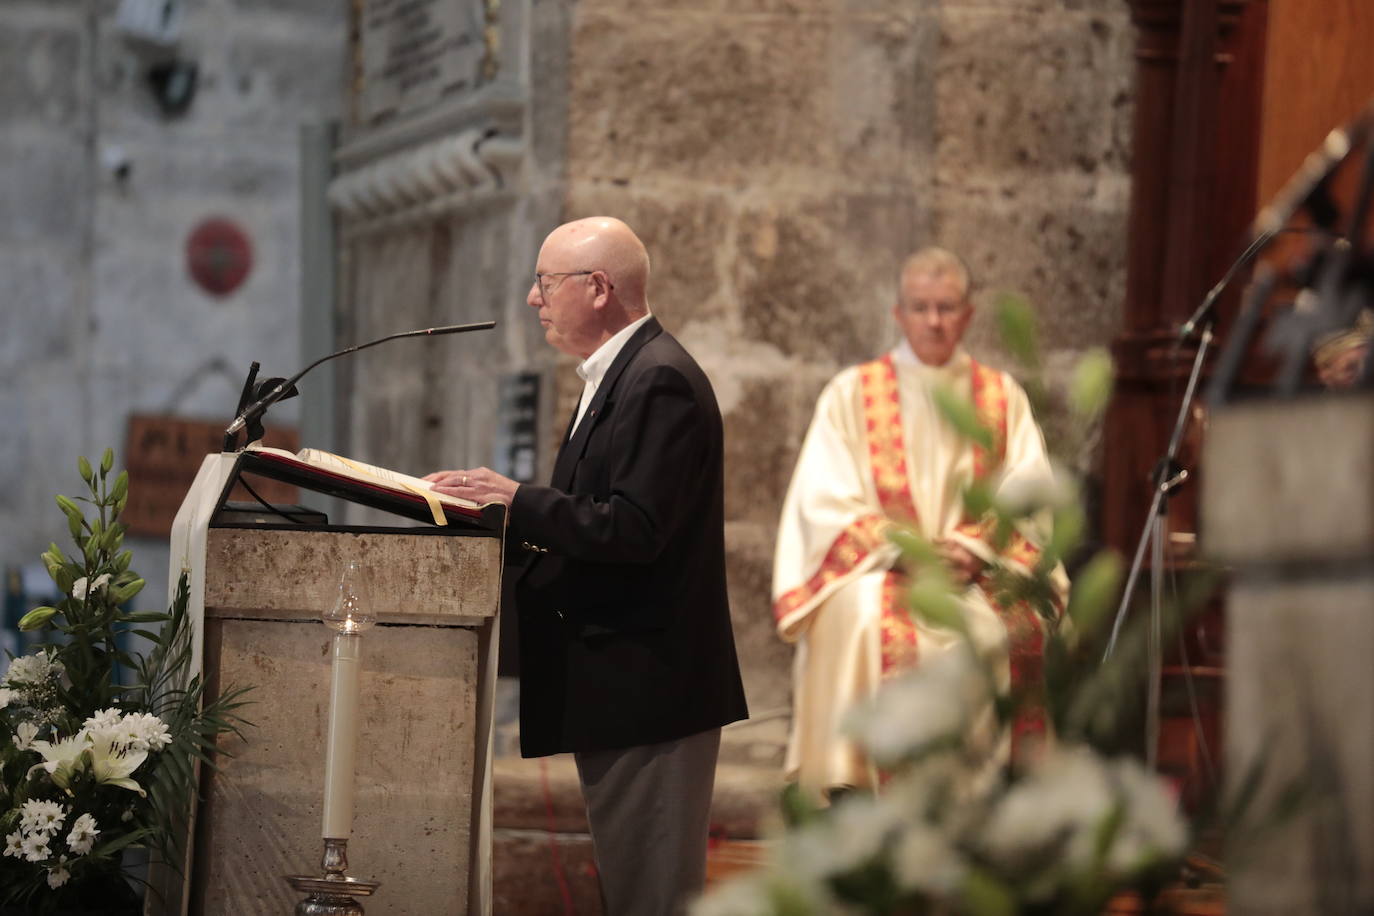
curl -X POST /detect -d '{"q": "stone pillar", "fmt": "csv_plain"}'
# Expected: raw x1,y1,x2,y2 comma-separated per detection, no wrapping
328,0,565,500
1203,395,1374,914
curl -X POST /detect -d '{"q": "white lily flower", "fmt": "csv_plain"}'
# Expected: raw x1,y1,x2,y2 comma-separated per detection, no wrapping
88,733,148,795
12,721,39,751
30,733,91,790
71,573,110,602
46,862,70,888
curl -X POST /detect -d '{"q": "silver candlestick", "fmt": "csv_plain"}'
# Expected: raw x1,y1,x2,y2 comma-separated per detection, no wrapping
286,559,380,914
286,838,379,915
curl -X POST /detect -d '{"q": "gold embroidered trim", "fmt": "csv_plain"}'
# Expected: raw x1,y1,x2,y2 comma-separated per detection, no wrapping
969,360,1008,481
773,514,891,624
859,356,920,523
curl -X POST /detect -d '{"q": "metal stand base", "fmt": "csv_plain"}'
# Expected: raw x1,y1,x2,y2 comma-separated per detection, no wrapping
287,838,380,916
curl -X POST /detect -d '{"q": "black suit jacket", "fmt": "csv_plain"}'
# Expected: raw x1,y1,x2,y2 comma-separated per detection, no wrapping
508,317,749,756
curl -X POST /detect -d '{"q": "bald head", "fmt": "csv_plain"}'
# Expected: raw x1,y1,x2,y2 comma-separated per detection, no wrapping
544,217,651,313
528,217,653,358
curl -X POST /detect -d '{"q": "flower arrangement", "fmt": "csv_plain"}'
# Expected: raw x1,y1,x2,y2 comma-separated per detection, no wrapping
0,451,249,913
695,298,1231,915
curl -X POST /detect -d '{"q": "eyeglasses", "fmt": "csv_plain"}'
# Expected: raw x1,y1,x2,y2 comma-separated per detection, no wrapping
900,300,967,319
535,270,598,300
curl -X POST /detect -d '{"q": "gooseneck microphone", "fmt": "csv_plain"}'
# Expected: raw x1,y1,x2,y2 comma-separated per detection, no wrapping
1178,228,1281,340
223,320,497,445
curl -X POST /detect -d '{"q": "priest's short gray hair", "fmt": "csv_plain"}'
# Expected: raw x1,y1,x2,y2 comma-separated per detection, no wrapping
899,247,972,300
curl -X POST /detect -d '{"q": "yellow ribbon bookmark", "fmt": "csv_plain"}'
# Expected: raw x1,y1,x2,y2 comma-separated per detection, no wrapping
332,454,448,526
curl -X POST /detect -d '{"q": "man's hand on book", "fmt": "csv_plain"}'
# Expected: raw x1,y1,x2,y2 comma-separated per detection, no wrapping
425,467,519,508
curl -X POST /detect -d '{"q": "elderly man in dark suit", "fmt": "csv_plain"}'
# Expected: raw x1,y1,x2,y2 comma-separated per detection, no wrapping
426,216,748,915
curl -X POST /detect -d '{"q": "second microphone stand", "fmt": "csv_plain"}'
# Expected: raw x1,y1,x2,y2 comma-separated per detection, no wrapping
1101,321,1214,770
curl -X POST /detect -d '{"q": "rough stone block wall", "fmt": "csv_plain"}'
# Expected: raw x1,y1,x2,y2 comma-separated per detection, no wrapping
0,1,346,603
555,0,1136,740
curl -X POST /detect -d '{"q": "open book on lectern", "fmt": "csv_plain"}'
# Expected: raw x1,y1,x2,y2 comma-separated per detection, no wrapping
234,444,499,529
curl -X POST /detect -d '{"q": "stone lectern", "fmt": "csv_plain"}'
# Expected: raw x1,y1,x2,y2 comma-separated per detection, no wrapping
1204,395,1374,914
157,450,505,916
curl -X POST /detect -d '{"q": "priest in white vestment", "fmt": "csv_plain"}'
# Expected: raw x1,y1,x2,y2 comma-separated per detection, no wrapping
773,247,1068,798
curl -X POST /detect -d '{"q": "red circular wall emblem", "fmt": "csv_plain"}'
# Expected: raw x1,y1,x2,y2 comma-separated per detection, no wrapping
186,217,253,297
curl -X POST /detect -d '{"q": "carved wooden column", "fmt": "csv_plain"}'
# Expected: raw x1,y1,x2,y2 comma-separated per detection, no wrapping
1103,0,1264,557
1101,0,1265,810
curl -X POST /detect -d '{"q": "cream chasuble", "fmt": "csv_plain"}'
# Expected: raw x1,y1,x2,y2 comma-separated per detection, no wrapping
773,344,1066,796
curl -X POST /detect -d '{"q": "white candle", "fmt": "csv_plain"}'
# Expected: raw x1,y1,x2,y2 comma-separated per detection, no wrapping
322,631,362,838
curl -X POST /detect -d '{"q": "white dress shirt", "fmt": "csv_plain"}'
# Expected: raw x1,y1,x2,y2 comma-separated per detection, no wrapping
572,313,653,435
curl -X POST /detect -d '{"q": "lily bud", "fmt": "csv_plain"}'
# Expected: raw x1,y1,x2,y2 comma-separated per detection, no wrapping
18,606,58,631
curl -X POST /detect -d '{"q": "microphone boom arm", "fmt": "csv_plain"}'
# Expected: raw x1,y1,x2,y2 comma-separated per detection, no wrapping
224,320,497,441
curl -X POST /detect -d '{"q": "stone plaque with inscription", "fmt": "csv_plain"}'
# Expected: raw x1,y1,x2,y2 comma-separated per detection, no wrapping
357,0,494,124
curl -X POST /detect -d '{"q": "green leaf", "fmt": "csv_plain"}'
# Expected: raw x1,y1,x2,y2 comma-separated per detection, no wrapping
17,606,57,631
933,386,994,450
963,480,995,520
1066,551,1124,641
1091,799,1127,869
118,611,171,624
960,867,1017,916
1045,502,1087,567
994,293,1041,371
1070,348,1115,420
78,455,94,483
778,781,824,828
91,825,155,858
909,577,966,633
889,527,939,568
101,447,115,475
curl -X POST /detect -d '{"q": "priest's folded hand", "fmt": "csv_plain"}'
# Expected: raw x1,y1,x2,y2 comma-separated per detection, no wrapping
934,538,985,586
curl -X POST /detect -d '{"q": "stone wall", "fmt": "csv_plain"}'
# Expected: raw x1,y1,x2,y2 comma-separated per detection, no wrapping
555,0,1136,736
0,0,346,608
2,0,1136,756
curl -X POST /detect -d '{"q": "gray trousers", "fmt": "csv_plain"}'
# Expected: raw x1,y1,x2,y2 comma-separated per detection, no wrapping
574,727,722,916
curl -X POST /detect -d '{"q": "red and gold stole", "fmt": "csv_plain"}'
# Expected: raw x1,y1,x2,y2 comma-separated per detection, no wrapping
861,355,1047,756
